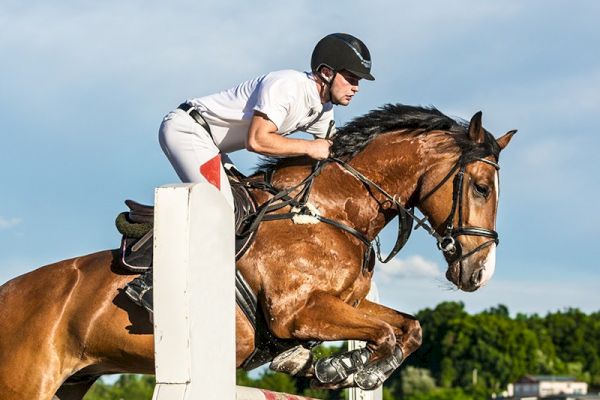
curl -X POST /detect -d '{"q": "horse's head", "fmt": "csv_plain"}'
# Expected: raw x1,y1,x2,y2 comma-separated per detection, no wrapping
417,112,515,292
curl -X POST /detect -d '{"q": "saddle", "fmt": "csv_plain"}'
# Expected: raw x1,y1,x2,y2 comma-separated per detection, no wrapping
116,178,257,272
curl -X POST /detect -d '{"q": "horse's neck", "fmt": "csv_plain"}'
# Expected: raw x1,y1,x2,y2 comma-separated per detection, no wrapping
318,135,431,240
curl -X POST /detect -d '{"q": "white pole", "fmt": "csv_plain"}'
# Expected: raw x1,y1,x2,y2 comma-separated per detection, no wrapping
152,183,236,400
151,183,385,400
348,284,383,400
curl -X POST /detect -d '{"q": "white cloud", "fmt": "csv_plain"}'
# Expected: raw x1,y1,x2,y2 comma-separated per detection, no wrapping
377,255,441,281
0,216,21,230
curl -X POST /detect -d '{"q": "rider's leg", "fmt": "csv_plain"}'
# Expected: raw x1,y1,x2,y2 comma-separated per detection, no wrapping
158,108,234,208
126,110,235,316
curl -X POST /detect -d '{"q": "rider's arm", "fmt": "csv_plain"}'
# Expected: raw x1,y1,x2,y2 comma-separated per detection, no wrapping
246,111,330,160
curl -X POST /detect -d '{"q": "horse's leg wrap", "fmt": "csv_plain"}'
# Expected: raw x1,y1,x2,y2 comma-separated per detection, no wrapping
314,347,372,384
270,345,313,376
354,347,404,390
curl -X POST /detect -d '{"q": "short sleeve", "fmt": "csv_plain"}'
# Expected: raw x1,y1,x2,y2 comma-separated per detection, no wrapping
253,75,296,131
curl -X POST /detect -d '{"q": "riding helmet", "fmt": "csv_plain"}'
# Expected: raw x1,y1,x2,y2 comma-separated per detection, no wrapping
311,33,374,81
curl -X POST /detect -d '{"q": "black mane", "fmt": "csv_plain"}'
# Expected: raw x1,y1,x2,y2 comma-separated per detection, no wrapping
257,104,500,173
331,104,464,158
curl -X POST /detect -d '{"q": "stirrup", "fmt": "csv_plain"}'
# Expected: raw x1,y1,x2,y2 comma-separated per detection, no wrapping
125,271,154,320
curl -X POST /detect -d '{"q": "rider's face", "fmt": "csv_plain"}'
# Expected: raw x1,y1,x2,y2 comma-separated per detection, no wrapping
330,71,360,106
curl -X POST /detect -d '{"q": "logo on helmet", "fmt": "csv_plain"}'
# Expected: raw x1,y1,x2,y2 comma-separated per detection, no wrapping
347,43,371,69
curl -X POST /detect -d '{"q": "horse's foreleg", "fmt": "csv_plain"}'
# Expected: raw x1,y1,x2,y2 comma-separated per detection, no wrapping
273,292,398,359
316,299,422,390
271,293,422,390
355,299,422,357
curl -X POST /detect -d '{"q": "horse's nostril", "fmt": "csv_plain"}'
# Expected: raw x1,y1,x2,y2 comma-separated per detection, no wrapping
471,268,484,285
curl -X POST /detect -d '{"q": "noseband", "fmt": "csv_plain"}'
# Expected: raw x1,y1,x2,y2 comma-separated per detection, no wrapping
330,153,500,264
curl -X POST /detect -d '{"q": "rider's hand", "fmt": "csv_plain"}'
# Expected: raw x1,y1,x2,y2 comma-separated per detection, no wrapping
307,139,331,160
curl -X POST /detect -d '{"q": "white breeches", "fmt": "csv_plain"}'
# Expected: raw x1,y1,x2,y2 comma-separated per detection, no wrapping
158,109,234,209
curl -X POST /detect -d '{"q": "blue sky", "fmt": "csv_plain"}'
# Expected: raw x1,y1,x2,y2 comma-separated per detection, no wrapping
1,0,598,317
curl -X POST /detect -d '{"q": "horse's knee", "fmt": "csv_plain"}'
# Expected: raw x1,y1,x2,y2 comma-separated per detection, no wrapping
405,319,422,352
370,322,396,358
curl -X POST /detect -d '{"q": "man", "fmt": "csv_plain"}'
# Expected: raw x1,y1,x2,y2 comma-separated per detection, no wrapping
126,33,374,316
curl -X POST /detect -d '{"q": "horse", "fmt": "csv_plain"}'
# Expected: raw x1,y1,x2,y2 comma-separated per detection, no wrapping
0,105,515,399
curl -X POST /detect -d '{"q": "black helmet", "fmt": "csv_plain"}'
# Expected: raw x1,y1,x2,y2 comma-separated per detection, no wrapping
311,33,374,81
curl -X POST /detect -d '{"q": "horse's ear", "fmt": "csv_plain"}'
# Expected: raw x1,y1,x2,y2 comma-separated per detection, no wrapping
496,129,517,150
468,111,484,143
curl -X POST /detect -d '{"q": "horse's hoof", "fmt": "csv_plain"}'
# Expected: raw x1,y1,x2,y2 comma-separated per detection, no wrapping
270,345,313,376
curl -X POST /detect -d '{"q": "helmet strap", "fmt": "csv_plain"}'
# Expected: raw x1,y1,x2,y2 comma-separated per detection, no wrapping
318,69,338,105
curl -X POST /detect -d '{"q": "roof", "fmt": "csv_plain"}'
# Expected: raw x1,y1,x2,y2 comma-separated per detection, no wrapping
517,375,579,383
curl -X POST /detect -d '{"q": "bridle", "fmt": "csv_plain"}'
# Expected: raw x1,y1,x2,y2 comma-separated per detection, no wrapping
330,152,500,265
418,154,500,262
239,147,501,276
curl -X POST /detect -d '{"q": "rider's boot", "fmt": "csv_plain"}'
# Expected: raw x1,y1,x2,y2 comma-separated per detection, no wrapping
124,269,153,320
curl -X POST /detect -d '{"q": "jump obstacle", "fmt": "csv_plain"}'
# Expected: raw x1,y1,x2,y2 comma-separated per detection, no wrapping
151,183,382,400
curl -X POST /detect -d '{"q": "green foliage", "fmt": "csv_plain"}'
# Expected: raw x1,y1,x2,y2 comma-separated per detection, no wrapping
406,302,600,397
400,366,436,396
85,375,155,400
405,387,474,400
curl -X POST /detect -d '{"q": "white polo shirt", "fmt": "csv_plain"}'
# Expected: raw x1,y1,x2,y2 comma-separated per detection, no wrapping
187,70,335,153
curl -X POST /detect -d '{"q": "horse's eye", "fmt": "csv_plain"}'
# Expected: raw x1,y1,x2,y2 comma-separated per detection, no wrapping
473,183,490,198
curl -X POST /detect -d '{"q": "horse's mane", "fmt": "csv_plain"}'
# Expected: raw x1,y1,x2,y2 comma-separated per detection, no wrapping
257,104,500,173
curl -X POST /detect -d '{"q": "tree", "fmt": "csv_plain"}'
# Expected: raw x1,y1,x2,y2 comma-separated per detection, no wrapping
400,366,437,397
85,375,154,400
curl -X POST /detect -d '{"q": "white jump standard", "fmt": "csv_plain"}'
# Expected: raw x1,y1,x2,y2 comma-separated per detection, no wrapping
151,183,381,400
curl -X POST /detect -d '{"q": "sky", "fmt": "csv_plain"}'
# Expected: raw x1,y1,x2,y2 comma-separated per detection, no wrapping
1,0,599,318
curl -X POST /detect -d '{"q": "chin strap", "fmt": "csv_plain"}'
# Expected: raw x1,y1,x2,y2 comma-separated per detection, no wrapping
318,70,338,105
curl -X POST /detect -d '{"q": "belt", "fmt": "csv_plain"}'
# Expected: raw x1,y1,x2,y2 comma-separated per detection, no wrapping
177,103,212,135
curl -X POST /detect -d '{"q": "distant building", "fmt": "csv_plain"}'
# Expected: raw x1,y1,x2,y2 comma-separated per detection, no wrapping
513,375,588,399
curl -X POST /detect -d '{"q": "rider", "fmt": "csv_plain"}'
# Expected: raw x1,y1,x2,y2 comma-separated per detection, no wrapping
125,33,375,317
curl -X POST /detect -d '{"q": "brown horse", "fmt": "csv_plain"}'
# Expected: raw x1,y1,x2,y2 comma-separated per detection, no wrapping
0,105,514,399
